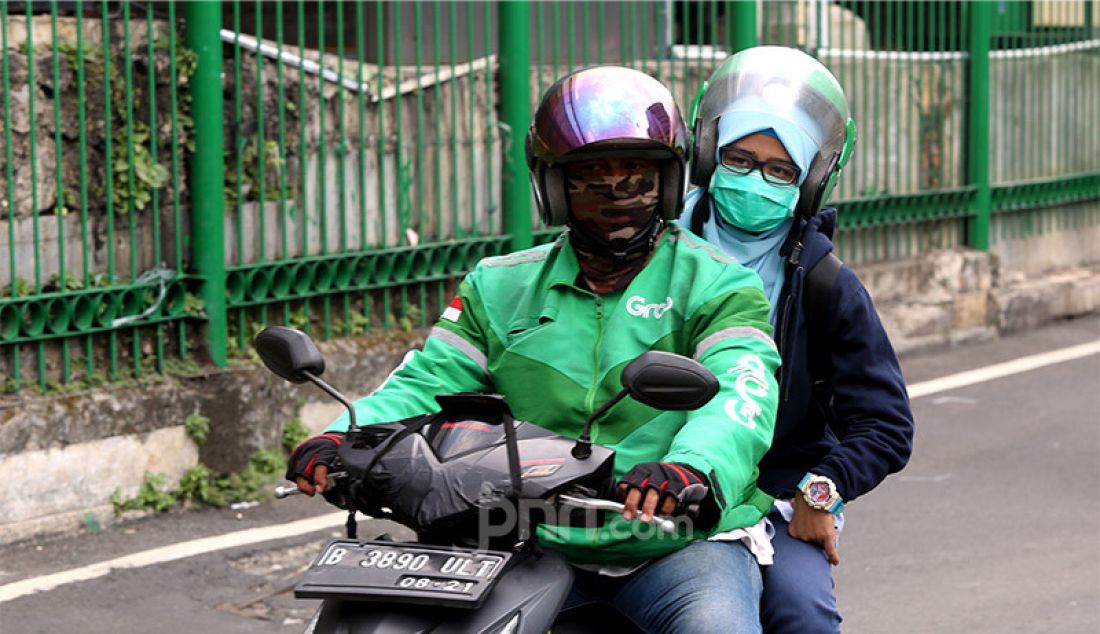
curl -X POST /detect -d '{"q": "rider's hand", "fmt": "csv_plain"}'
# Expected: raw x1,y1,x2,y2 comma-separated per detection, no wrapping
617,462,710,522
789,494,841,566
286,433,344,496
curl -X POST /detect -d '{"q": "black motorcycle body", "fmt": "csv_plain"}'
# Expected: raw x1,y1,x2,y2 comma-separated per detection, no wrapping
254,326,718,634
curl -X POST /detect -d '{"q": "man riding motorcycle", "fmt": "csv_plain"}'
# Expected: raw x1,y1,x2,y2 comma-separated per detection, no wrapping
287,66,782,633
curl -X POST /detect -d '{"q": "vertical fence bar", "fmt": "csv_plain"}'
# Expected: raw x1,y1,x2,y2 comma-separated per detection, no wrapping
433,1,443,242
335,1,348,336
448,4,458,241
378,1,390,327
1,1,18,389
730,1,757,53
482,3,494,238
123,3,142,377
464,1,475,238
146,3,164,373
231,2,244,350
168,1,187,358
25,0,45,388
101,1,118,377
967,1,991,250
356,0,368,253
256,1,267,263
297,1,308,264
186,1,227,366
499,1,532,252
24,1,40,296
276,1,288,263
78,0,95,372
416,3,425,242
49,1,70,383
421,2,431,324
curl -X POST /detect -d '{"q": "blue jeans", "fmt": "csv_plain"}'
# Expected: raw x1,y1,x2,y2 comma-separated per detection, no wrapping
564,540,763,634
761,507,842,634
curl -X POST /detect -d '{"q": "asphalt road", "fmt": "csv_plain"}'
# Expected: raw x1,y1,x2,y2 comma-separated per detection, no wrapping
2,315,1098,634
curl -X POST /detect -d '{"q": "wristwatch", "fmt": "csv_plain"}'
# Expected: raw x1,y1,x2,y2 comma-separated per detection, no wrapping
798,473,845,514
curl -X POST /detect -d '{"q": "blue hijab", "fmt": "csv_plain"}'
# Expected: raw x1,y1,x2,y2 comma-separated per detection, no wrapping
699,113,819,324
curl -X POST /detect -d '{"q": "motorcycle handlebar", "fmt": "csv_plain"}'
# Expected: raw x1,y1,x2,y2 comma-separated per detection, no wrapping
557,493,677,533
273,471,349,500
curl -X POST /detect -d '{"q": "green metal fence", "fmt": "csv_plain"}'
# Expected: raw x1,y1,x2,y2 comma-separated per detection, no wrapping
2,0,1098,392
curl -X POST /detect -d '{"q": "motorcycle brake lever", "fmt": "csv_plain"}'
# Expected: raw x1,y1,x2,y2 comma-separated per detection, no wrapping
557,494,676,533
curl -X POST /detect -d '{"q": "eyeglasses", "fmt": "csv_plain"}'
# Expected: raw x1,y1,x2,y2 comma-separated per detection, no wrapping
718,147,801,186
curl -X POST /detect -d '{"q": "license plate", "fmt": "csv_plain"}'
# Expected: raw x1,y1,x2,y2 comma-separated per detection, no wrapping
294,539,512,608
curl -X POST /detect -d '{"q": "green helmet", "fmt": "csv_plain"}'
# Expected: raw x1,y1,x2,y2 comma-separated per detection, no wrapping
689,46,857,218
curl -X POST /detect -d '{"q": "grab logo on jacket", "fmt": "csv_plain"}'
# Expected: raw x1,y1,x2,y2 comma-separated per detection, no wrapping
626,295,674,319
724,354,770,430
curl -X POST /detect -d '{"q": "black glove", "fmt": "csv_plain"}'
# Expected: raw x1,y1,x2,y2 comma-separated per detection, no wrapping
286,433,344,485
617,461,712,520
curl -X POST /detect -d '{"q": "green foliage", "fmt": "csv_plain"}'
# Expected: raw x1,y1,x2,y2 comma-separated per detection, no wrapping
161,356,201,376
111,472,177,514
288,308,311,331
336,311,370,336
283,418,311,453
44,273,85,293
2,278,34,298
182,292,206,317
113,447,290,514
176,464,227,507
184,413,210,446
397,304,423,333
55,38,196,216
225,139,293,208
110,123,171,213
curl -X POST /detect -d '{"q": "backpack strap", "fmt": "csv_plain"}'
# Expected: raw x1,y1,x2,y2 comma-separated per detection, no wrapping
689,190,712,236
804,251,842,393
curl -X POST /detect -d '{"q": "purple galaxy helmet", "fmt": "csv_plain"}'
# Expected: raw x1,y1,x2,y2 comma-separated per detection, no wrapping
526,66,690,250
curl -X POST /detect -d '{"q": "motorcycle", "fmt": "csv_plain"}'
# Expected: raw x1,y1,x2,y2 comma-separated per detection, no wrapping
254,326,719,633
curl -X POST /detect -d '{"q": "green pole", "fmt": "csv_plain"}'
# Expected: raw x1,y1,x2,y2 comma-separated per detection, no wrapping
966,1,992,250
729,0,758,54
186,1,227,366
498,1,532,252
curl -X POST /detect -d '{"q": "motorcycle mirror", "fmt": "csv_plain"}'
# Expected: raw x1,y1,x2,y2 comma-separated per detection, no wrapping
254,327,361,432
572,351,718,459
254,326,326,383
620,351,718,410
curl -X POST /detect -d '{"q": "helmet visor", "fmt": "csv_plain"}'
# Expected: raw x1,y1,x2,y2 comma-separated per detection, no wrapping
695,47,851,167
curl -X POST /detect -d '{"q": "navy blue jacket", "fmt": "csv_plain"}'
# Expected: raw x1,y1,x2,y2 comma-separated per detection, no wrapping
679,201,914,503
763,208,914,501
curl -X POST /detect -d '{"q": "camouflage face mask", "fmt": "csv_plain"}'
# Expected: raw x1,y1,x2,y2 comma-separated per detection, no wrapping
565,166,664,293
565,170,661,244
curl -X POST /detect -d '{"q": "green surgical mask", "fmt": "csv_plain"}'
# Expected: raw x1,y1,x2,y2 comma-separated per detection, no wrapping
709,170,800,233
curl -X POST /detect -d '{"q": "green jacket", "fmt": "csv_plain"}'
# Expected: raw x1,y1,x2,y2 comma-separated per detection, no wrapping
326,226,780,567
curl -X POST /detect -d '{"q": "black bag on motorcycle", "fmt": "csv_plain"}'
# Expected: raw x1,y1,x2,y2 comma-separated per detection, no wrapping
336,399,516,536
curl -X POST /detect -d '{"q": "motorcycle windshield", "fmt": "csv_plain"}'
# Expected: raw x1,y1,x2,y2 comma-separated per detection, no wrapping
428,418,506,461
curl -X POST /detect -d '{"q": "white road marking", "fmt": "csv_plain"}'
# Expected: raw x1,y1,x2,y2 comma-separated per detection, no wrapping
0,511,348,603
3,339,1098,603
907,339,1100,399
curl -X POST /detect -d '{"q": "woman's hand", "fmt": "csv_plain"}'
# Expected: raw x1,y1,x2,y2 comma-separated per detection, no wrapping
789,494,841,566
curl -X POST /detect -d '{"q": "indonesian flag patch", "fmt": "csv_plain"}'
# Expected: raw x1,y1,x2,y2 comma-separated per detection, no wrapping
441,297,463,322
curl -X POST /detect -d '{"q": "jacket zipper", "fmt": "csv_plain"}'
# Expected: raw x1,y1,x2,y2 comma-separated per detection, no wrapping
586,296,605,444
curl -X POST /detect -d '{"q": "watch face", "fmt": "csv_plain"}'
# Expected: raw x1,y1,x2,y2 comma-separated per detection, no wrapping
807,480,834,505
